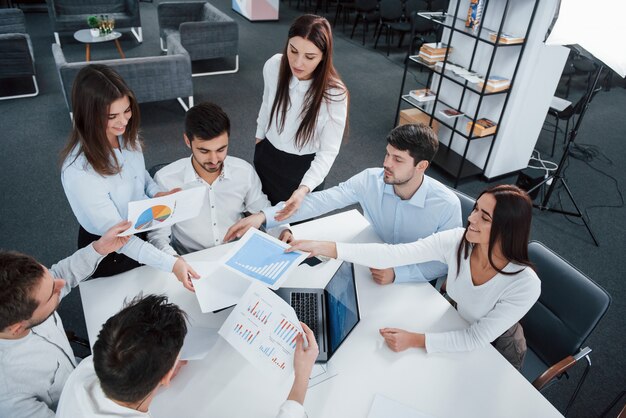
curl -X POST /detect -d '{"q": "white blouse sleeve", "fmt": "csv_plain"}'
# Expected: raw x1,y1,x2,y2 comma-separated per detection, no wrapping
299,90,348,191
276,400,307,418
336,228,462,269
255,57,275,140
425,272,541,353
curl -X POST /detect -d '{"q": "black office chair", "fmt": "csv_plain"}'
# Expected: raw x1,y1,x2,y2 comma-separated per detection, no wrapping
448,187,475,223
148,162,170,179
521,241,611,416
349,0,379,45
373,0,403,55
386,0,433,54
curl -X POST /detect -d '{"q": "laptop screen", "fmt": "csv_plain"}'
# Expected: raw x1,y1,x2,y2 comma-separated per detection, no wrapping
325,262,360,356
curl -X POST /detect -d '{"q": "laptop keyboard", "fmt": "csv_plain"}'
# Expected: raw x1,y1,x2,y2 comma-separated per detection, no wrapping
290,292,319,341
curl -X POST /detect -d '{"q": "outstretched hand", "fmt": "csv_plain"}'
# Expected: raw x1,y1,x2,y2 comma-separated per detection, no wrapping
172,257,200,292
286,240,338,259
275,186,309,221
93,221,132,255
223,212,266,242
379,328,425,352
154,188,182,198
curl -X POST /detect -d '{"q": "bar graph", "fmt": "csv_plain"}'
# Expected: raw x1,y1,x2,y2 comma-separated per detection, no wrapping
270,356,286,370
234,260,289,282
259,343,276,357
233,323,260,345
247,298,272,325
273,318,300,350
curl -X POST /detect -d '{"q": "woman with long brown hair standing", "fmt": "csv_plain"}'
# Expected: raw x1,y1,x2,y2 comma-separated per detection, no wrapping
60,64,198,290
287,185,541,369
254,14,349,219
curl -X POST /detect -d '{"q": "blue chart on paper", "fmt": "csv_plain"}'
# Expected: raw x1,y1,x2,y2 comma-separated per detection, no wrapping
225,233,301,286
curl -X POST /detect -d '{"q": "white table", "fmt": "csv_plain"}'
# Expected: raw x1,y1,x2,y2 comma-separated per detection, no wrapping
80,210,562,418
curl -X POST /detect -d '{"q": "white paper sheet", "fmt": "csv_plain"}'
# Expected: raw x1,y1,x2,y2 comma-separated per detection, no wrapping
190,261,250,313
218,282,305,376
180,326,219,361
120,187,207,236
221,228,309,290
368,394,435,418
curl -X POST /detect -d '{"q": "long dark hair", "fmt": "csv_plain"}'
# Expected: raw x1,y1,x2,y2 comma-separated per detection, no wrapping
60,64,141,176
269,14,347,149
456,185,534,276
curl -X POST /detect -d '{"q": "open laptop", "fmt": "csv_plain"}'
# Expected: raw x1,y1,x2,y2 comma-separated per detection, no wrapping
275,262,360,362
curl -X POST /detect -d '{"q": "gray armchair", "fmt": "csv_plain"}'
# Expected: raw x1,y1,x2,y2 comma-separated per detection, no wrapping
52,33,193,117
158,1,238,77
46,0,142,46
0,9,38,100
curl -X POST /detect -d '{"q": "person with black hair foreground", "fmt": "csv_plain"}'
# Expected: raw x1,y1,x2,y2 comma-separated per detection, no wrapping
287,185,540,369
56,295,319,417
0,221,131,418
226,124,462,285
148,102,291,256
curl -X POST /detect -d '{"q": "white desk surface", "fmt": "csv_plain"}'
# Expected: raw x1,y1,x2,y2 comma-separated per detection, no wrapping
80,210,562,418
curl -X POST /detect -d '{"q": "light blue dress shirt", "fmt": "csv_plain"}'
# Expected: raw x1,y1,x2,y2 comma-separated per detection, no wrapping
61,138,177,273
263,168,462,282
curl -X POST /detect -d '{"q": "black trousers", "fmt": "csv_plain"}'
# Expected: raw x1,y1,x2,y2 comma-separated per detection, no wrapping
78,226,141,278
253,139,324,205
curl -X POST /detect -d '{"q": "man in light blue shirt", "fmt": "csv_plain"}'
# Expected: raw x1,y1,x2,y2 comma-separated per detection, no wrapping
225,124,462,284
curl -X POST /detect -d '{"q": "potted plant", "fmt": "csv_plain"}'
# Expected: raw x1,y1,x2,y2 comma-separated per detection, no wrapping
87,16,100,37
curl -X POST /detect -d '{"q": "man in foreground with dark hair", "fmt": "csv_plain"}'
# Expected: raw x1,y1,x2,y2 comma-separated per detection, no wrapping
148,101,290,256
56,294,319,417
0,221,131,418
226,123,462,285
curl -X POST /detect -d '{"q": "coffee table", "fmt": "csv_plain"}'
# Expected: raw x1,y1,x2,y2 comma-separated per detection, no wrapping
73,29,125,62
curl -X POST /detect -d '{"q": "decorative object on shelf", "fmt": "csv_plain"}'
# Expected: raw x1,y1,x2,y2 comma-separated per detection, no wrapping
467,118,497,137
465,0,484,32
489,32,524,44
477,75,511,92
399,108,439,133
439,109,464,119
409,88,437,102
87,15,100,37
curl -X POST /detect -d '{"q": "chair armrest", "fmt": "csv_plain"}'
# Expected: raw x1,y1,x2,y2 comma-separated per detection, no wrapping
0,9,26,34
51,43,71,110
202,2,232,22
166,32,189,57
180,20,238,44
533,355,577,390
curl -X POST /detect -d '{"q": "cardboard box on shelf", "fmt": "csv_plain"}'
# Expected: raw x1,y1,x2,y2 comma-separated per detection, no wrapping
399,108,439,133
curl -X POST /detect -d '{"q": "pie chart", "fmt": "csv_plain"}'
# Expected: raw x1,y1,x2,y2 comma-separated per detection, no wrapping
134,205,172,230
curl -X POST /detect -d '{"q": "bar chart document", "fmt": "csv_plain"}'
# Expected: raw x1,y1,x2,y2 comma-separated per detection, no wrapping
120,187,207,236
219,282,305,376
222,228,308,289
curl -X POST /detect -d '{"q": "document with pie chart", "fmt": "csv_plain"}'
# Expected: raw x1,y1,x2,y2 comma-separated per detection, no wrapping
119,187,206,236
222,228,309,289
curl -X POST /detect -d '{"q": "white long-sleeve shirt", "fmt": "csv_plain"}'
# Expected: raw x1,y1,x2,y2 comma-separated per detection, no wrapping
336,228,541,353
148,156,288,255
61,139,176,273
56,356,307,418
255,54,348,191
0,244,104,418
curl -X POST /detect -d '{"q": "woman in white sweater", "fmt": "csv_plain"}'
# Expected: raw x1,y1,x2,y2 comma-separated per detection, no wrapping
288,185,540,368
254,14,348,219
59,65,198,290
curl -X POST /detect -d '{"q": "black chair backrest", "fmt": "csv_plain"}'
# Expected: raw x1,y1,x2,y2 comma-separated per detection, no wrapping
448,187,475,223
429,0,449,12
379,0,403,20
521,241,611,366
404,0,426,15
355,0,378,10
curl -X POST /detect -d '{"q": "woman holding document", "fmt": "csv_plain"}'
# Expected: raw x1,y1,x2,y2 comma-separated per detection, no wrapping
254,14,349,218
287,185,540,369
60,64,198,289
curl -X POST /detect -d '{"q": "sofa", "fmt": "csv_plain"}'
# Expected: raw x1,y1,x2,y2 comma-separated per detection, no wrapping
52,34,193,116
0,9,38,100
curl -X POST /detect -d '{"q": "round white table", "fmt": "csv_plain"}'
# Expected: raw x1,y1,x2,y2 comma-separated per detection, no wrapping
73,29,125,62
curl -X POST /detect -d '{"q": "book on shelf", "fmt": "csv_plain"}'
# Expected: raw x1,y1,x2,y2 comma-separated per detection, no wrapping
418,51,447,63
465,0,485,31
467,118,497,137
439,109,465,119
421,42,452,55
489,32,524,44
409,88,437,102
477,75,511,92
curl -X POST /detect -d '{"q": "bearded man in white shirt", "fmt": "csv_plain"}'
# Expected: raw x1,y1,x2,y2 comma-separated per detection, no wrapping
0,221,130,418
148,102,290,256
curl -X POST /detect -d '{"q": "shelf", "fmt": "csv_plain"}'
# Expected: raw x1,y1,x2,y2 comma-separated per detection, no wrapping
432,143,483,179
417,12,523,47
408,56,510,97
401,95,496,141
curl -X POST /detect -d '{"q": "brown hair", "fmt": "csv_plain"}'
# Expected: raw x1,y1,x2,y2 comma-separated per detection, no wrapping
269,14,348,149
456,185,534,276
60,64,141,176
0,251,45,330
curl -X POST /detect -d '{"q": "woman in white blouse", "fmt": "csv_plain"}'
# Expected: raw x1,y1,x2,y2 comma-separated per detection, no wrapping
254,14,348,219
288,185,540,369
59,65,198,290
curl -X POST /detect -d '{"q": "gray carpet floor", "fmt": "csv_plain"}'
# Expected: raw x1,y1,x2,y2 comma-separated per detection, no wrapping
0,0,624,416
